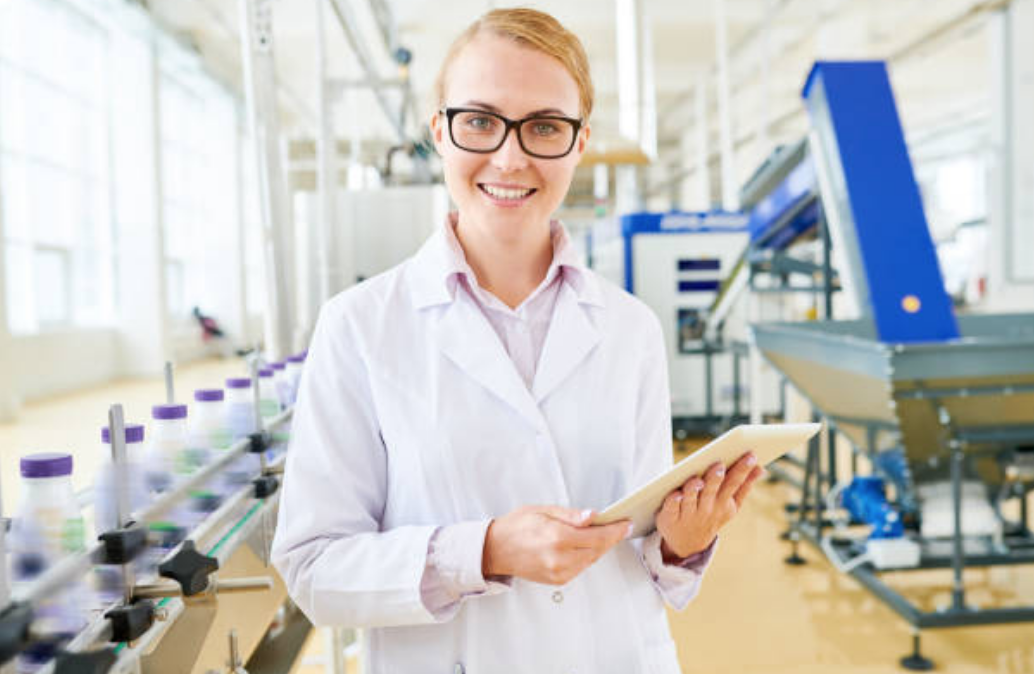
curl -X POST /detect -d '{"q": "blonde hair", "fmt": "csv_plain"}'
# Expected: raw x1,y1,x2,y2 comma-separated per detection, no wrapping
433,7,594,120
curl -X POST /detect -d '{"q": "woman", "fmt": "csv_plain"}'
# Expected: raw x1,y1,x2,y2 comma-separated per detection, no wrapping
272,8,763,673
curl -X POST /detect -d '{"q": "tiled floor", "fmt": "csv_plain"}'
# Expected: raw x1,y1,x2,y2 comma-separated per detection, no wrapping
3,359,1034,673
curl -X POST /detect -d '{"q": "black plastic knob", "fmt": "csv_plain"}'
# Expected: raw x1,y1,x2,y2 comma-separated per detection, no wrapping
253,475,280,499
104,601,155,643
96,526,148,565
248,431,271,454
157,540,219,597
0,602,34,664
53,647,118,673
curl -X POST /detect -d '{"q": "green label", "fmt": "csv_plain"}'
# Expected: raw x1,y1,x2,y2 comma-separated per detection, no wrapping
62,517,86,553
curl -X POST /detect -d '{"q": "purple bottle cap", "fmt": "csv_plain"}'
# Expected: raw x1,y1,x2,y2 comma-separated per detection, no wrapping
258,368,273,378
20,452,73,478
102,424,145,444
225,377,251,389
152,403,188,420
270,362,286,371
194,388,225,402
286,354,305,364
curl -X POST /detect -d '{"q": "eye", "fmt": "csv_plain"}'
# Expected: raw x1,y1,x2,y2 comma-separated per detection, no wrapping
529,120,561,136
462,114,498,132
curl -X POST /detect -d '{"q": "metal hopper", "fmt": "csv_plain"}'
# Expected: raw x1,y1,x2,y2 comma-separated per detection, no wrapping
753,313,1034,488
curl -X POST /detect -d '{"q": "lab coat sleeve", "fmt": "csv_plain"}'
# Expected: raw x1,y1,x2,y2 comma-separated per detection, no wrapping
271,301,439,629
420,521,513,620
630,313,714,610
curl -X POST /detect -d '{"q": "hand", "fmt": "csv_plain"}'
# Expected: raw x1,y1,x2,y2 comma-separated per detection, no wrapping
655,452,764,561
482,506,632,585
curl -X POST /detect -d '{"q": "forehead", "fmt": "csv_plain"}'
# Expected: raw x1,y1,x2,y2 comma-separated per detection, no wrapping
444,33,580,118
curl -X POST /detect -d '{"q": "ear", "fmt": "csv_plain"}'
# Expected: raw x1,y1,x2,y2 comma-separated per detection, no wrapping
574,122,591,158
430,110,446,156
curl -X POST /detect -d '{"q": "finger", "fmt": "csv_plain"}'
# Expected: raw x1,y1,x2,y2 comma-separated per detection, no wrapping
657,490,684,530
538,505,594,527
564,520,631,551
733,466,765,508
697,462,725,510
679,478,704,516
718,453,758,502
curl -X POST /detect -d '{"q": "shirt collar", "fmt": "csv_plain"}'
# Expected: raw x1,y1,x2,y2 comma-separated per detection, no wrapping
407,212,603,310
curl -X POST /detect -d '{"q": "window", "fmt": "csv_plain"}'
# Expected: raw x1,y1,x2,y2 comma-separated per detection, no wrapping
0,0,114,333
157,41,238,323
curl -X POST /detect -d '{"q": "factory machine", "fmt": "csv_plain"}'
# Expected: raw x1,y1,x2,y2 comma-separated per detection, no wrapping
745,61,1034,669
0,363,324,674
591,211,768,435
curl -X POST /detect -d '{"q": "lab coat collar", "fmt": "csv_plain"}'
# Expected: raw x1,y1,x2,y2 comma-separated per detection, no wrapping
406,214,604,311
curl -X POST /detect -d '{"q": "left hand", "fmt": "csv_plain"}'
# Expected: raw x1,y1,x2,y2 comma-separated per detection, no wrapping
655,452,765,561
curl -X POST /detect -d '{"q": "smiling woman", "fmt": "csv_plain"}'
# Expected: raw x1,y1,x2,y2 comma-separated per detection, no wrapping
271,7,762,674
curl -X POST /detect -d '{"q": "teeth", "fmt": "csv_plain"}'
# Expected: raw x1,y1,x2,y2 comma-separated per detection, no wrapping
482,184,532,200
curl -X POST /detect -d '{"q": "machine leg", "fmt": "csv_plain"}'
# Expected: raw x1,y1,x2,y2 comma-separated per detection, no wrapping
900,631,934,671
784,527,806,565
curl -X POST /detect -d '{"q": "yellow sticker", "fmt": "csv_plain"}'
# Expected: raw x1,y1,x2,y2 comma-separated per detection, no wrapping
902,295,921,313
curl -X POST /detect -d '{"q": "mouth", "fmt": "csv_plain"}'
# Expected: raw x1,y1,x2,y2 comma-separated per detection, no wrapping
478,183,537,205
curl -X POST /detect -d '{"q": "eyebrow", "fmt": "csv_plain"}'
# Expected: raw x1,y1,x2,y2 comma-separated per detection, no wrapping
459,100,575,118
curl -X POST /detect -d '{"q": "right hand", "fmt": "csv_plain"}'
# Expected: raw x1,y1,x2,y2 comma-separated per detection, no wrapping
482,506,632,585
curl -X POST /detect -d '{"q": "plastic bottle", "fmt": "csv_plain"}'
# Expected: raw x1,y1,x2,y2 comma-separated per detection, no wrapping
256,368,279,421
189,388,232,498
95,424,150,534
144,404,193,492
269,362,290,410
284,353,306,404
225,377,260,487
9,453,89,672
94,424,151,605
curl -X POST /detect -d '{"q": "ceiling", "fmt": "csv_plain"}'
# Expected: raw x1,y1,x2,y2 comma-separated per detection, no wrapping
146,0,1002,202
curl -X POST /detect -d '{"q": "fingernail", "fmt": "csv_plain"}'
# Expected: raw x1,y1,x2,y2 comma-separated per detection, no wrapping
746,454,758,467
625,522,634,538
674,494,683,503
580,509,593,522
716,468,726,477
694,482,704,491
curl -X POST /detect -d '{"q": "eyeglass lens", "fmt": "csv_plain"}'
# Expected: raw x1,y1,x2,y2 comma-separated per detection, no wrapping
450,111,576,157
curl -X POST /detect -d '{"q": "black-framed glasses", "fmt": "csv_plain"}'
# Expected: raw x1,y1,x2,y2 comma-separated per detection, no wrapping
440,107,583,159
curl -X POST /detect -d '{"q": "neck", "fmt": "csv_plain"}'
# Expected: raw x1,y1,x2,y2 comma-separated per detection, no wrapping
455,217,554,309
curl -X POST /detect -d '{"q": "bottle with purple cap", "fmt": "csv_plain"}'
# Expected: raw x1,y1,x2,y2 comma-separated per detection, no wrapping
224,377,261,486
285,351,307,404
256,368,279,420
94,424,152,605
8,453,89,671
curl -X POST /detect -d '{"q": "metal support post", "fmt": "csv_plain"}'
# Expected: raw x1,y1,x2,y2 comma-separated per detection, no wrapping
164,361,175,404
713,0,738,210
108,405,136,606
239,0,295,361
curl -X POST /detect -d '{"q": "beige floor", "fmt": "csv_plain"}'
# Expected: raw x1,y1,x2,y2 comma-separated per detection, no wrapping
3,359,1034,673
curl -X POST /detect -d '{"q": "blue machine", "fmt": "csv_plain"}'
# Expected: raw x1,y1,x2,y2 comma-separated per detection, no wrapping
802,61,959,343
840,476,904,540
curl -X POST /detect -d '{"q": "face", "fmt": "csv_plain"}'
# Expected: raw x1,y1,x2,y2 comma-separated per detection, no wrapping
431,33,590,245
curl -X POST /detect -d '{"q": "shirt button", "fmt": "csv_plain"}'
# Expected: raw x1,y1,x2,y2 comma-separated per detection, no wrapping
552,590,564,603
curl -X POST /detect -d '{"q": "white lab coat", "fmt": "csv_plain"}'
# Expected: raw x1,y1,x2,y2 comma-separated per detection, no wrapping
272,229,691,673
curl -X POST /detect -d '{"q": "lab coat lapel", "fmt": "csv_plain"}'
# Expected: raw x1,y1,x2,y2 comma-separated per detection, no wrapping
434,291,547,433
532,282,601,404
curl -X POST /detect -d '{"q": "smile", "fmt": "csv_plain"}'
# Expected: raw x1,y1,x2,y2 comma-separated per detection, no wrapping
478,183,537,202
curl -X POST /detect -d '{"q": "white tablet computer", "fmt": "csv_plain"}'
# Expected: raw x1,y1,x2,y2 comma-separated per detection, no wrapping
593,423,821,537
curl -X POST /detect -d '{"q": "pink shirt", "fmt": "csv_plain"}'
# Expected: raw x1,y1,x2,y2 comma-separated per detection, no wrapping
420,215,715,619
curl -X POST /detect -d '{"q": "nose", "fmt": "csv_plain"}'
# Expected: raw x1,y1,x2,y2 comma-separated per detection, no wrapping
490,126,529,172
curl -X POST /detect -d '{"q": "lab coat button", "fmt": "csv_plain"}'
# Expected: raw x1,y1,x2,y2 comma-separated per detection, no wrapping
552,590,564,603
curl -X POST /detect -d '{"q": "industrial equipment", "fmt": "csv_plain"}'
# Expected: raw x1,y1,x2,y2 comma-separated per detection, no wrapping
0,361,317,674
748,60,1034,670
591,210,762,434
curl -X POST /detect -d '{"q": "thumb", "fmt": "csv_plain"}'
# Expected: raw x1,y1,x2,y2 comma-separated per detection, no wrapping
536,505,593,527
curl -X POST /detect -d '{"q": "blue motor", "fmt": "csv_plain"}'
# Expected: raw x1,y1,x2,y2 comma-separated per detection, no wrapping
839,476,904,539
